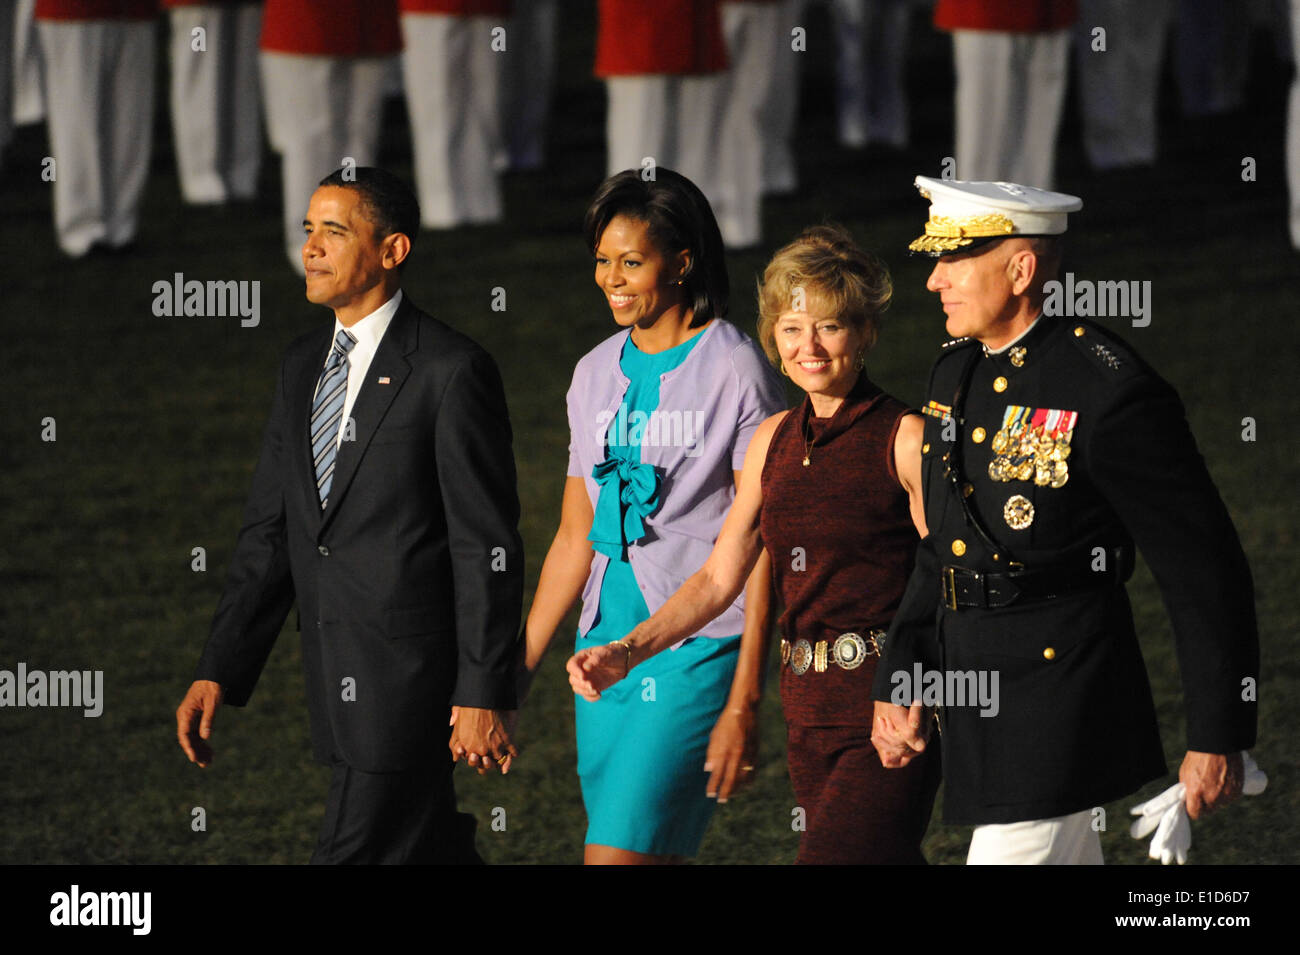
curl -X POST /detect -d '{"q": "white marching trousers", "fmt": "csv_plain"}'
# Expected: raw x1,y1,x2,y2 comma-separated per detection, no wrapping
951,29,1069,188
968,809,1105,865
1074,0,1174,170
169,4,263,203
764,0,803,194
604,75,726,236
717,1,780,248
260,51,390,274
37,19,156,256
402,14,504,229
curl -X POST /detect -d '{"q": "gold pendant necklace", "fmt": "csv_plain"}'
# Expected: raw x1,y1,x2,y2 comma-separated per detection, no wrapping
802,420,815,466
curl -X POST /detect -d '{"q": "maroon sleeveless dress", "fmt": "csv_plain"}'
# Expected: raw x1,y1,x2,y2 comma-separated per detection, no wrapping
760,373,941,864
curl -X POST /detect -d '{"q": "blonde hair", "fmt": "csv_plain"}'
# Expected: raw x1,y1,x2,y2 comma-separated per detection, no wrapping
756,224,892,366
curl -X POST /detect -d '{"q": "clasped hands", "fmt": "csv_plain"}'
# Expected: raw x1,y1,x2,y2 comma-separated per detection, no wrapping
871,699,934,767
449,706,518,775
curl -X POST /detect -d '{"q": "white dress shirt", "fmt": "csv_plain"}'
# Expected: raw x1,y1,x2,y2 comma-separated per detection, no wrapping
323,289,403,451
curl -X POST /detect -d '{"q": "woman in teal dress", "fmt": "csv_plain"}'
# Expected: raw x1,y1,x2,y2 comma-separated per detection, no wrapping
521,169,785,863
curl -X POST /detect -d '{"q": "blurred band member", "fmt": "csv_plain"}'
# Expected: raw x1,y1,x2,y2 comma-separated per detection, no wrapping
498,0,556,171
830,0,912,149
399,0,509,228
935,0,1076,188
35,0,157,257
260,0,400,273
164,0,263,204
597,1,742,244
1072,0,1173,171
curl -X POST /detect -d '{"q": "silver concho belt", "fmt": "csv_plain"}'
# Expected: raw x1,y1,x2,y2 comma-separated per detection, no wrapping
781,630,885,675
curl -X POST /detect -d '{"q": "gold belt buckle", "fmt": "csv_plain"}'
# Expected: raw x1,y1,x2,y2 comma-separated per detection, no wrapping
943,566,958,611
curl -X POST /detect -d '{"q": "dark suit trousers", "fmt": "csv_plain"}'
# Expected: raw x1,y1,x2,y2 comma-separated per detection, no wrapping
311,757,483,865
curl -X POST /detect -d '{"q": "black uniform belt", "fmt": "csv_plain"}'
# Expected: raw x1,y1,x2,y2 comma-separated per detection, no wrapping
941,546,1133,611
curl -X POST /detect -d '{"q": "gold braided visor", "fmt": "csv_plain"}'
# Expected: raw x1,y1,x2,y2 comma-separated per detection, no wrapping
908,213,1017,253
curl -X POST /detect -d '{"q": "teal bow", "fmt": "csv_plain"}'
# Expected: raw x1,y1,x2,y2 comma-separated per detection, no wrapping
588,456,661,560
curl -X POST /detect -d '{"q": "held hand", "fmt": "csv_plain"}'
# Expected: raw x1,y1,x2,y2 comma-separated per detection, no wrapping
565,643,630,701
176,680,223,768
704,705,758,803
1179,750,1244,820
452,706,519,776
871,699,928,768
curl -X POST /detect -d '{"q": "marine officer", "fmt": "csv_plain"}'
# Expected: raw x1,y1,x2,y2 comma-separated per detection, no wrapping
870,176,1260,864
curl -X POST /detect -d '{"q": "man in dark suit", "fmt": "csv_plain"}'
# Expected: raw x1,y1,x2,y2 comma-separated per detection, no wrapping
176,167,523,864
871,177,1259,863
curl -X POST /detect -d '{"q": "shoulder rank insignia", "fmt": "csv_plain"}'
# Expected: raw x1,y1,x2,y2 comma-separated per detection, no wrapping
922,399,953,420
1092,342,1122,369
988,406,1078,487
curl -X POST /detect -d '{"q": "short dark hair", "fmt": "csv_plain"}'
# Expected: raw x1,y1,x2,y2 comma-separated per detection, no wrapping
583,168,728,325
318,166,420,253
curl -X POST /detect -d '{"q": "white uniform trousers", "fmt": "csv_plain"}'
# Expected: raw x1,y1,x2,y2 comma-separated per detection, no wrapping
968,809,1105,865
401,13,503,229
499,0,556,171
717,1,781,248
1074,0,1173,170
260,51,391,273
605,75,727,238
169,4,263,204
1288,0,1300,247
14,0,44,125
951,28,1070,188
37,19,156,256
830,0,910,148
763,0,803,194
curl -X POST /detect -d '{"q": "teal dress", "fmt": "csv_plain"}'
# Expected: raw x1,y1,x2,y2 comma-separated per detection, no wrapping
576,332,742,856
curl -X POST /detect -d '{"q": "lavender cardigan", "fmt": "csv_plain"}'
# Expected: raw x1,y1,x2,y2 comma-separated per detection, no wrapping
566,319,786,639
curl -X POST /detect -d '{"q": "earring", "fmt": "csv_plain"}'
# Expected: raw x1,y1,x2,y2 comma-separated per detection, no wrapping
779,361,790,377
856,352,866,370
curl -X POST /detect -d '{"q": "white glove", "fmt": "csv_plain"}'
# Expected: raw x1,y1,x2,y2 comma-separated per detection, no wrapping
1128,751,1267,865
1242,751,1268,796
1129,781,1190,864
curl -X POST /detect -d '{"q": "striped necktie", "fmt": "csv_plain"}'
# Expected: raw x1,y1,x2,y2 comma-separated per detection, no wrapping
311,329,357,508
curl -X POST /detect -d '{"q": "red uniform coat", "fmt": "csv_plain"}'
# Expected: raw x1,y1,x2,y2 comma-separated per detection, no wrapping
35,0,157,19
261,0,401,55
934,0,1076,33
594,0,726,76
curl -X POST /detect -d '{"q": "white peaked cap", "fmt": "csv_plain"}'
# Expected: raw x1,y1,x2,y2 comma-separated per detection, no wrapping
909,176,1083,256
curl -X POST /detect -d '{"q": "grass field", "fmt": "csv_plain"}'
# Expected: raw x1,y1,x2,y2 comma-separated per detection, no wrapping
1,9,1296,866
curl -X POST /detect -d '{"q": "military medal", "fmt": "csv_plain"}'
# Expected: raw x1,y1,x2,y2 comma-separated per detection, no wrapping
1004,494,1034,529
988,406,1077,486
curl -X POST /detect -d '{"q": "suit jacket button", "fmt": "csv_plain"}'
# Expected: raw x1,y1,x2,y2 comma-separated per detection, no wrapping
951,539,967,557
318,545,330,556
1043,647,1056,661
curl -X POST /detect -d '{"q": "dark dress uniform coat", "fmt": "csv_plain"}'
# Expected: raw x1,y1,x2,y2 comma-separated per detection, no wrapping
872,315,1259,825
